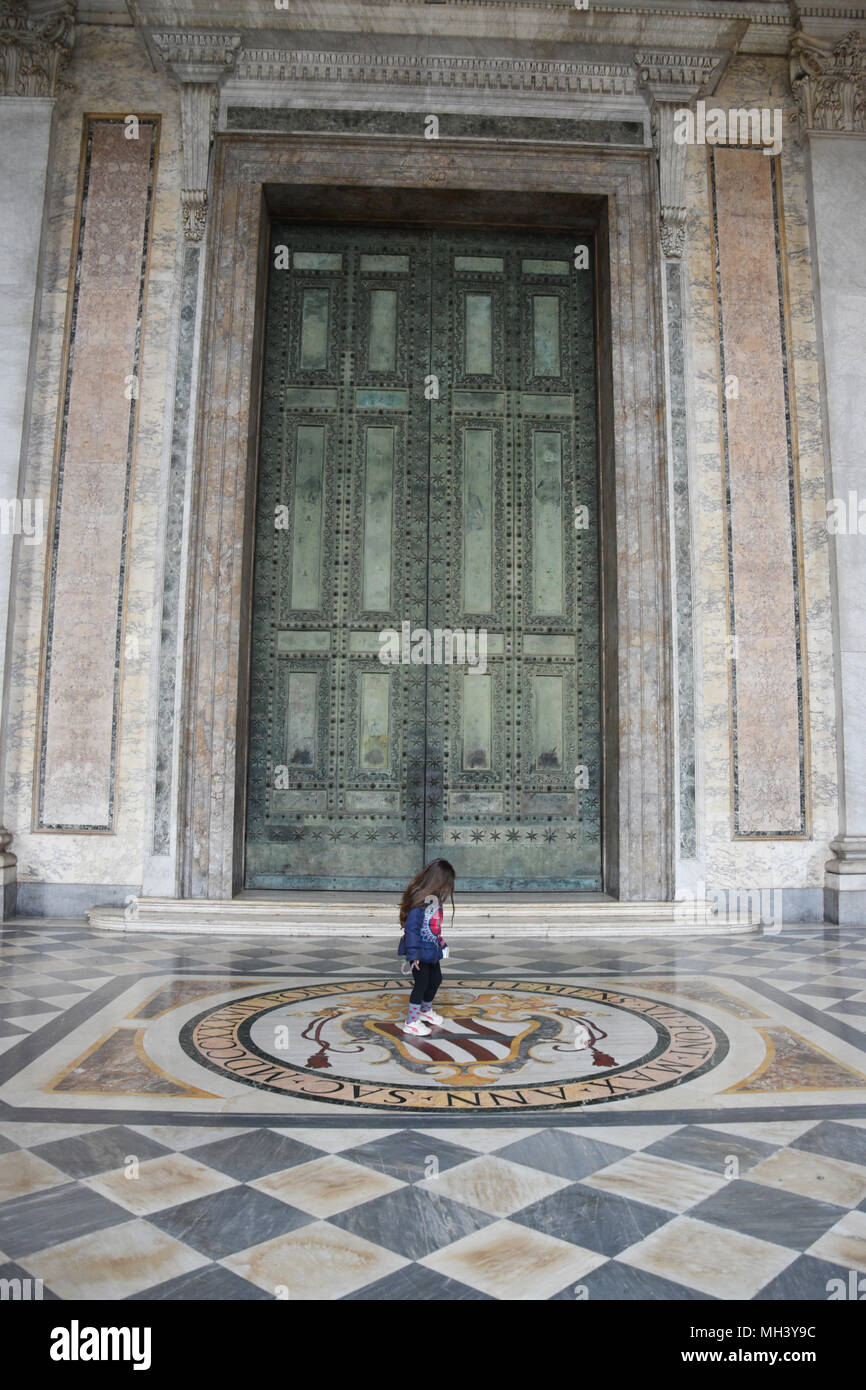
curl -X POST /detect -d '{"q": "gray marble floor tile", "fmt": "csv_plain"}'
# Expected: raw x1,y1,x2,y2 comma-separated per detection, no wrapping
0,1181,132,1258
31,1125,172,1179
0,1259,61,1298
549,1257,716,1300
791,985,861,999
688,1179,846,1250
513,1182,670,1256
643,1126,778,1175
0,1021,28,1039
340,1131,479,1183
0,999,63,1018
341,1261,494,1300
148,1185,313,1259
753,1253,861,1301
327,1183,494,1260
494,1130,632,1182
792,1120,866,1167
826,1000,866,1018
184,1130,326,1180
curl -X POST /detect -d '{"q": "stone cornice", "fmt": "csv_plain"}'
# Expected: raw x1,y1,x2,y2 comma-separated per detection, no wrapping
150,28,241,82
634,48,726,96
0,0,76,98
233,47,639,96
127,3,796,61
790,25,865,130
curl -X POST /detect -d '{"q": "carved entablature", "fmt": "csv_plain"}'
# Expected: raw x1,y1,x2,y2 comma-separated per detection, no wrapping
635,50,727,259
151,29,242,242
0,0,75,98
790,27,866,132
233,46,640,97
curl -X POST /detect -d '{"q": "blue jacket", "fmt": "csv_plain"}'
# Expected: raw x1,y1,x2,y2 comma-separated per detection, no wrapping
398,902,446,964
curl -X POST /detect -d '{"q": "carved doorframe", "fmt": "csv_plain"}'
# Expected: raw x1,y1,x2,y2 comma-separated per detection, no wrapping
178,132,674,901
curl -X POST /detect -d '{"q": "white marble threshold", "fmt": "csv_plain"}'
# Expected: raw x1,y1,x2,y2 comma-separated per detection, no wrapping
85,896,759,937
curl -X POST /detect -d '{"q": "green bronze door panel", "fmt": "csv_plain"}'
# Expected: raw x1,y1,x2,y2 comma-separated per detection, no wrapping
245,230,432,889
423,234,601,889
245,226,601,891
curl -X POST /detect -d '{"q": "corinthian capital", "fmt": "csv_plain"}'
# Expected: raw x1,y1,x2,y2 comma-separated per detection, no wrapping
790,27,866,133
0,0,76,98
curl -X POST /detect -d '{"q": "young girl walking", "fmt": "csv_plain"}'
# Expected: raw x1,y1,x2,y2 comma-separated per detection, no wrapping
397,858,455,1036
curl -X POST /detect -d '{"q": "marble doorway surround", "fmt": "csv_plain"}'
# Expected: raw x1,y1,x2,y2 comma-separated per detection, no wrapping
176,131,675,905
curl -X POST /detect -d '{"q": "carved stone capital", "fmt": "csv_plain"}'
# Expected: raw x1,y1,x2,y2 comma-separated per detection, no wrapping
151,30,242,241
789,27,866,132
636,53,725,260
0,0,76,98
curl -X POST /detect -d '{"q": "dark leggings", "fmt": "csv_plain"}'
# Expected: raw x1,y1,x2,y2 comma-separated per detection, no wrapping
409,961,442,1006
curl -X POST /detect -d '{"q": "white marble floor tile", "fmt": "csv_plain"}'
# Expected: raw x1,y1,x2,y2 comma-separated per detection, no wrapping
707,1120,822,1144
807,1210,866,1273
268,1127,399,1153
618,1215,797,1299
84,1154,238,1215
0,1150,68,1203
420,1218,605,1299
582,1152,727,1213
413,1126,543,1153
222,1220,407,1299
747,1147,866,1209
20,1219,207,1299
416,1154,570,1218
252,1155,404,1217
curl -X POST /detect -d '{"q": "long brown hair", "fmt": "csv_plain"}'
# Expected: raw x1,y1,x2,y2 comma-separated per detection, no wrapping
399,859,456,928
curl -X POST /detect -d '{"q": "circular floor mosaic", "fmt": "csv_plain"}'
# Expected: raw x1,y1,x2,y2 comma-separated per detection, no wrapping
181,978,729,1111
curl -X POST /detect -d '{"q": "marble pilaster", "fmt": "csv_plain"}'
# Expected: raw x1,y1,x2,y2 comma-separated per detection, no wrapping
634,51,726,876
0,0,76,917
788,19,866,920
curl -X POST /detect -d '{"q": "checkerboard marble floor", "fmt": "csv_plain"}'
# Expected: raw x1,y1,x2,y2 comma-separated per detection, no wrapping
0,919,865,1299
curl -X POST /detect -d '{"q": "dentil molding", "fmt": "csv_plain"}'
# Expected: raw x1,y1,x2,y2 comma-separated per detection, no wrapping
232,47,640,96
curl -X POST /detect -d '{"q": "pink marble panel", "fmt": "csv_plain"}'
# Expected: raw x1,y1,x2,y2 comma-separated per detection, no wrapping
39,118,156,829
713,148,804,835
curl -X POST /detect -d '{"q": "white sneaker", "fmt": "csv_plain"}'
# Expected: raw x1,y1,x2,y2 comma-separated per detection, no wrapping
420,1010,445,1027
402,1019,431,1036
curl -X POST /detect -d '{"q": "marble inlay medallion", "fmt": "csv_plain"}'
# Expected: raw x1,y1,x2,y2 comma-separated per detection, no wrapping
181,979,726,1112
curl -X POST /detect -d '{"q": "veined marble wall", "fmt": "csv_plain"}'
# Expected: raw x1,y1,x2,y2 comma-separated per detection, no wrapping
682,54,837,904
5,26,183,902
2,31,840,914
